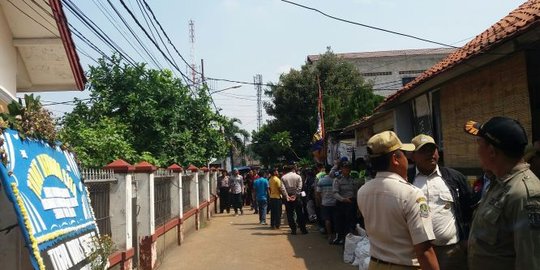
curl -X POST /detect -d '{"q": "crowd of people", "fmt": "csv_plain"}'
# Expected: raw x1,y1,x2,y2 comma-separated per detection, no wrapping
216,160,365,238
216,116,540,270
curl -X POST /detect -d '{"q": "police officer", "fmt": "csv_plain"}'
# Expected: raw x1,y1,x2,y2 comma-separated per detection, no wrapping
358,131,439,270
464,116,540,270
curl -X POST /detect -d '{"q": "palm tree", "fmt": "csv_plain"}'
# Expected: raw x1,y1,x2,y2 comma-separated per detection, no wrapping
221,117,250,169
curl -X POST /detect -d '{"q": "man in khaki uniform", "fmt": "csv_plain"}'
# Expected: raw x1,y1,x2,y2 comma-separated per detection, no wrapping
358,131,439,270
464,116,540,270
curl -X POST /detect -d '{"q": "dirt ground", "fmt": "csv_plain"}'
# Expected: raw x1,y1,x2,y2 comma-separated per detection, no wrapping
155,206,355,270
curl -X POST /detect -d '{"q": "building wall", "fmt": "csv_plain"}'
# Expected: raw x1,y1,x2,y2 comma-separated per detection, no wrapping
0,6,18,111
440,51,532,169
372,112,394,133
351,53,451,97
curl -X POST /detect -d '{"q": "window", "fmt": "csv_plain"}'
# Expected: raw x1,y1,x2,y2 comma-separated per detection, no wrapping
361,71,392,77
399,70,425,75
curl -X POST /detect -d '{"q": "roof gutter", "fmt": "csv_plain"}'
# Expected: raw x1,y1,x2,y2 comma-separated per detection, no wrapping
49,0,86,90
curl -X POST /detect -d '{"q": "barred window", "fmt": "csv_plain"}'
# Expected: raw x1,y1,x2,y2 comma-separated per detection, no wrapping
361,71,392,77
399,70,425,75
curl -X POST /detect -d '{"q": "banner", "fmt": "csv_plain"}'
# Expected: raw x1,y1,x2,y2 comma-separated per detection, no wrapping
0,129,99,270
311,76,326,163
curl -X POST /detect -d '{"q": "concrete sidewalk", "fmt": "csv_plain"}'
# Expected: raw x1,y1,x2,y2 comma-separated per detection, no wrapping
155,206,355,270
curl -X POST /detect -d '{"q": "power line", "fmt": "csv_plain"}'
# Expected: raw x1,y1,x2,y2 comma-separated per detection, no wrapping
89,0,150,65
41,98,93,107
61,0,137,66
119,0,195,88
281,0,458,49
140,0,274,88
6,0,58,36
135,0,179,73
105,0,163,70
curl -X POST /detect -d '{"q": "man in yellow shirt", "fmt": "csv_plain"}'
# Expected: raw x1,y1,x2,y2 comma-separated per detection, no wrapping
269,168,283,229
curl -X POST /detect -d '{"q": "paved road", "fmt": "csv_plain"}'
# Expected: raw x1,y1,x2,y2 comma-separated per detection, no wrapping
156,206,355,270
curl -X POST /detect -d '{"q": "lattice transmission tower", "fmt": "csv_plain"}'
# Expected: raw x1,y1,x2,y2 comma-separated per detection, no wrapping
254,74,263,131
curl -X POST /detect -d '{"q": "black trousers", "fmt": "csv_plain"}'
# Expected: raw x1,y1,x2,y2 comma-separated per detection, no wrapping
231,193,243,214
284,198,306,232
335,200,357,239
219,187,230,213
269,198,282,228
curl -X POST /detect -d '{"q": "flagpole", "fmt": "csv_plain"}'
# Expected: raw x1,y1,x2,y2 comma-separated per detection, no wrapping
316,76,326,164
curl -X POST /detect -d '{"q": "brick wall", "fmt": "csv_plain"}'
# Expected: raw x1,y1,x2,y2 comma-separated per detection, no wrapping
440,51,532,169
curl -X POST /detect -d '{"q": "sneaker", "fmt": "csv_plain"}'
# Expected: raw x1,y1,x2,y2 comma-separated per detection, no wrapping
331,238,344,245
261,221,267,225
301,229,308,235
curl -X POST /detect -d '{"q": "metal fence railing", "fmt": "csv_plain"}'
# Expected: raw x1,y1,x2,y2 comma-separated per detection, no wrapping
82,169,115,237
209,172,217,196
182,175,192,212
198,173,206,204
87,182,112,236
154,169,173,226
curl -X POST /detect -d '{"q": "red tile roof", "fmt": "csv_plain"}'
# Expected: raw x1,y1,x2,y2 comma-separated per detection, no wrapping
376,0,540,111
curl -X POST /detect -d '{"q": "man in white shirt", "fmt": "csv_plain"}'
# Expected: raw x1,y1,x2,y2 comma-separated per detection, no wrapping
280,165,308,235
358,131,439,270
409,134,471,270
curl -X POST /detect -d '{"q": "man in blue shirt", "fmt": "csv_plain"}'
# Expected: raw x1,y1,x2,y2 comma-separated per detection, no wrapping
253,170,270,225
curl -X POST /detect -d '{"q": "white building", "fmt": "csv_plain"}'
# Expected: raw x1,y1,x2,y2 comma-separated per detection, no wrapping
0,0,85,111
307,48,455,97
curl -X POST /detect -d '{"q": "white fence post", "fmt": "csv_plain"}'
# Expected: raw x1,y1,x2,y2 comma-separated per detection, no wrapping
187,165,200,230
102,159,135,270
133,161,157,270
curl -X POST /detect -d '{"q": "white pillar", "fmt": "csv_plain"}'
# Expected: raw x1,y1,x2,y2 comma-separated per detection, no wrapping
133,162,157,270
135,171,155,237
109,171,133,250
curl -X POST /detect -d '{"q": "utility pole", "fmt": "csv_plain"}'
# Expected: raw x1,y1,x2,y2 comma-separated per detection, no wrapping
189,19,197,88
254,74,263,131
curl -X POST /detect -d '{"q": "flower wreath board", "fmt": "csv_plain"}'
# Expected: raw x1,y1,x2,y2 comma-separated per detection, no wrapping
0,129,100,270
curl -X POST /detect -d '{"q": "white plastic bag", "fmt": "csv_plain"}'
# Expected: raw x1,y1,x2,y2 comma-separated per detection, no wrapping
359,257,370,270
344,233,362,264
354,235,370,270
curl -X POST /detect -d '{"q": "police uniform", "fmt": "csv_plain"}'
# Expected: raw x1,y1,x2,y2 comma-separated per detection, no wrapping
468,163,540,270
357,172,435,268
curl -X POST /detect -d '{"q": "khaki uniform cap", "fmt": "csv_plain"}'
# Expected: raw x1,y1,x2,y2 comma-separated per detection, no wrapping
411,134,437,151
368,131,415,156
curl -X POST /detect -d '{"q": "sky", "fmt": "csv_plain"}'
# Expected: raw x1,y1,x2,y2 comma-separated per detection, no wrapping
32,0,526,134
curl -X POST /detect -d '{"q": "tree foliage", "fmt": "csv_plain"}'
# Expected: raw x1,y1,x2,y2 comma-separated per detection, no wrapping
59,55,229,168
252,51,384,164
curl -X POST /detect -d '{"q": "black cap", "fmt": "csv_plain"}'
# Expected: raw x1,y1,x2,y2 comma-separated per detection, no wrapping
464,116,528,157
340,161,352,168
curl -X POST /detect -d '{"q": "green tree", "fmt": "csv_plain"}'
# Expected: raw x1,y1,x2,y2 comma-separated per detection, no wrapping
255,51,383,161
250,123,283,166
59,55,227,167
221,117,249,167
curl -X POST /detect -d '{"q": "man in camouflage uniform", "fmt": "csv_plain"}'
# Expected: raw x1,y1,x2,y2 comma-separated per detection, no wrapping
464,116,540,270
